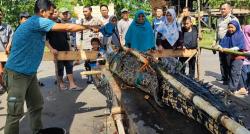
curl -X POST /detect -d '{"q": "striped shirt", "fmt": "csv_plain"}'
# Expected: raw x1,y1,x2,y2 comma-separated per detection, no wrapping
0,23,13,52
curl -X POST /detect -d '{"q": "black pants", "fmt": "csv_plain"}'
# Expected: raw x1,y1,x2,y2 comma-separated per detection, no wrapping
219,52,230,81
55,61,73,77
179,57,196,78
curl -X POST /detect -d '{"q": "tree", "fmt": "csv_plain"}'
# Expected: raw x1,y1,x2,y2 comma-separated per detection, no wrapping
0,0,35,28
0,0,152,28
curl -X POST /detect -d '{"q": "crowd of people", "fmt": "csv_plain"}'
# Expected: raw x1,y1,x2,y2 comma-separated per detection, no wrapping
0,0,249,133
213,3,250,95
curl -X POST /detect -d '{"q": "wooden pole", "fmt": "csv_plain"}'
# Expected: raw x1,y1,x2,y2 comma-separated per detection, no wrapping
178,0,180,15
197,0,202,80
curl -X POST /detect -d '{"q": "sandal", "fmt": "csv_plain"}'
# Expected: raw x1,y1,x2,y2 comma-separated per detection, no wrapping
69,86,82,91
59,84,68,91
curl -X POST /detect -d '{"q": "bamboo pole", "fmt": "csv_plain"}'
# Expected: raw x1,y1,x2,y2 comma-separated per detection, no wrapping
158,69,250,134
200,45,250,57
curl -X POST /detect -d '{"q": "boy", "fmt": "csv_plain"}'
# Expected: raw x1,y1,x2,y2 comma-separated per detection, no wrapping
84,38,105,83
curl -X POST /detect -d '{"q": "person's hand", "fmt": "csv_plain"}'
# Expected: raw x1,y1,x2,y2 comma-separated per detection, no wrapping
90,25,100,33
5,46,11,55
211,41,217,48
219,48,227,52
50,49,58,55
157,45,164,53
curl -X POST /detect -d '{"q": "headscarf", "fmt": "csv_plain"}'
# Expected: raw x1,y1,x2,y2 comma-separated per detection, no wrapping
156,8,180,46
100,15,118,37
220,20,245,50
100,15,120,48
243,25,250,51
125,10,155,53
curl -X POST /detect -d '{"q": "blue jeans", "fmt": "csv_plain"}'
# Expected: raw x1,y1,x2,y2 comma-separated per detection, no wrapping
228,59,244,92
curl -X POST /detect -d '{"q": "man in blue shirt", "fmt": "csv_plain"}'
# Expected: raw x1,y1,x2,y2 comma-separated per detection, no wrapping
3,0,97,134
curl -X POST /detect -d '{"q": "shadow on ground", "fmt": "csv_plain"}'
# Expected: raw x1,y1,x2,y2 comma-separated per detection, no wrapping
18,69,107,134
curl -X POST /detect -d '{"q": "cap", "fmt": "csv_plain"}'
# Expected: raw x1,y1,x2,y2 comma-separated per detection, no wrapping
19,12,30,18
59,7,69,13
121,8,129,13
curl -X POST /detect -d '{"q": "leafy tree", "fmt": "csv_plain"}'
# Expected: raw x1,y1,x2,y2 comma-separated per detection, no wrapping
0,0,153,28
0,0,35,28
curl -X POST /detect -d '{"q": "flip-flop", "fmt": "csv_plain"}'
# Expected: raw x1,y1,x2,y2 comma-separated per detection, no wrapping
69,86,82,91
59,85,68,91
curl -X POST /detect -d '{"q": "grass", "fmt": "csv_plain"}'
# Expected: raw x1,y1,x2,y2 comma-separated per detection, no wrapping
199,28,215,47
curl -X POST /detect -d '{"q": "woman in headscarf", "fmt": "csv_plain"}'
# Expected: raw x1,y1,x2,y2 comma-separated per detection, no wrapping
156,8,183,50
125,10,155,53
220,20,248,95
100,15,120,52
242,25,250,92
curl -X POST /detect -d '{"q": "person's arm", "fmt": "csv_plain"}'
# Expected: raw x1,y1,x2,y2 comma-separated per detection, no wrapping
51,23,99,32
5,25,14,54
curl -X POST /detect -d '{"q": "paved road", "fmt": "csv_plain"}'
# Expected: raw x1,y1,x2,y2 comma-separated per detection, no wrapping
0,50,249,134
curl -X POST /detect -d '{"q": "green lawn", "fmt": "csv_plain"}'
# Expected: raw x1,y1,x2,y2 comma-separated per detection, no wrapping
199,28,215,47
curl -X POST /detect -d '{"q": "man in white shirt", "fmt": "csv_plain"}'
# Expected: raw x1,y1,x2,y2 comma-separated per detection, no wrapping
117,8,133,45
99,4,110,25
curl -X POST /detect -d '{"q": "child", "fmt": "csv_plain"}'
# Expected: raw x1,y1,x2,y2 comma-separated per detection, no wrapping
85,38,105,84
220,20,248,95
179,16,198,78
242,25,250,92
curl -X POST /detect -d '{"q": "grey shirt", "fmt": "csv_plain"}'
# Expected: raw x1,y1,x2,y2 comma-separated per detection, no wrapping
117,18,133,44
216,13,239,42
0,23,13,52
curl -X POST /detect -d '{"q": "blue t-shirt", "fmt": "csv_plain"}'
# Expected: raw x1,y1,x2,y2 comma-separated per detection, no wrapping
152,17,165,30
5,16,55,75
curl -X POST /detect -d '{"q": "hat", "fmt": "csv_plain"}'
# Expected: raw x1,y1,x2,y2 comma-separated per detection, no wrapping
19,12,30,18
121,8,129,13
59,7,69,13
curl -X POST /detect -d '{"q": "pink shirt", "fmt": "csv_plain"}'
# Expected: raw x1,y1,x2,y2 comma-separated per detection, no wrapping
243,25,250,65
